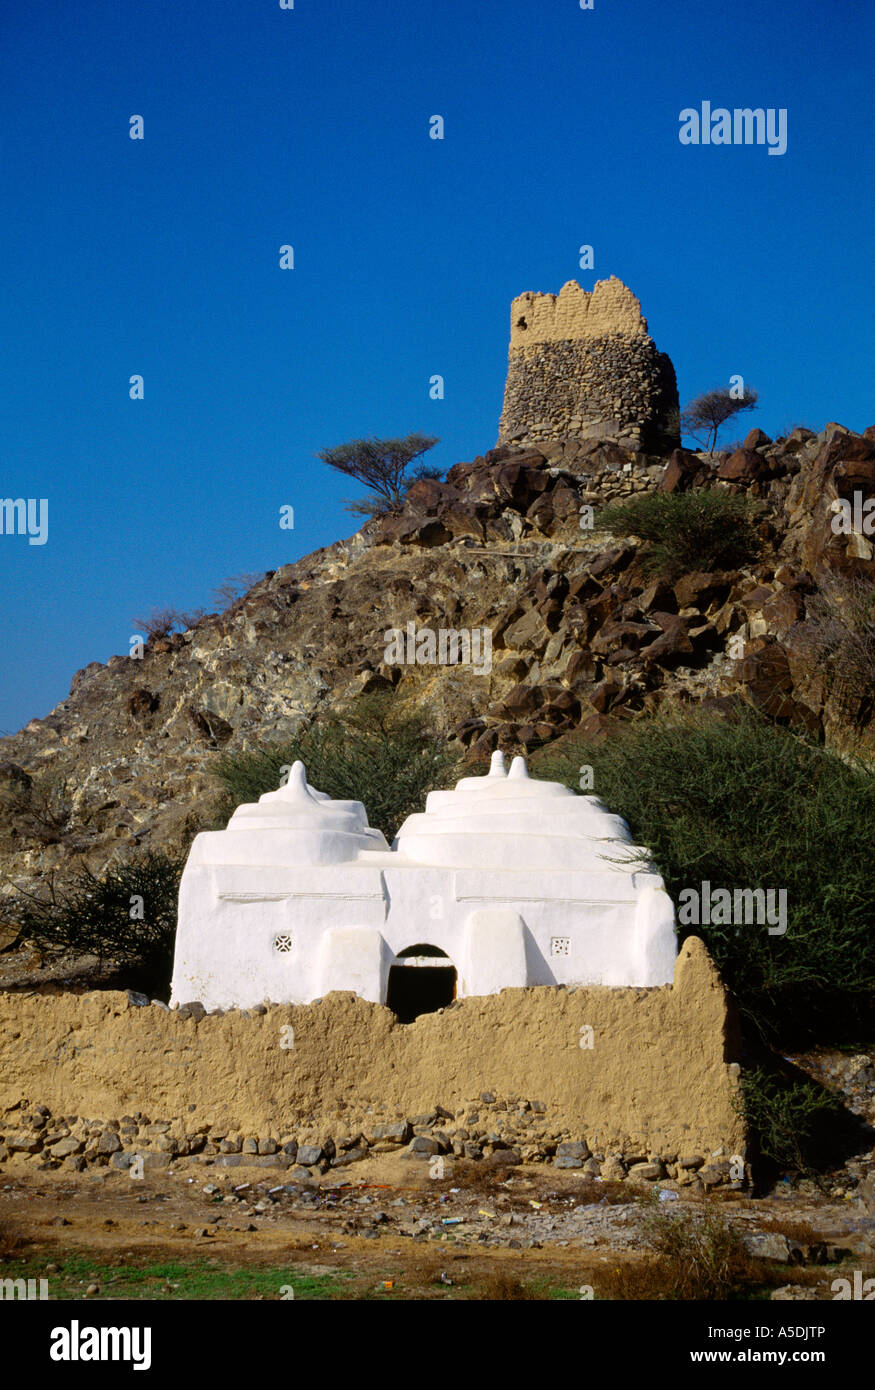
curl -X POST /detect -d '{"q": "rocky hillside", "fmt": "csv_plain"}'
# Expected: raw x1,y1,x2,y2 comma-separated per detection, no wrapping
1,420,873,909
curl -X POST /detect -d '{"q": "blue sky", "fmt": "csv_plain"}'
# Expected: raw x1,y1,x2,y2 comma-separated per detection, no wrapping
1,0,872,735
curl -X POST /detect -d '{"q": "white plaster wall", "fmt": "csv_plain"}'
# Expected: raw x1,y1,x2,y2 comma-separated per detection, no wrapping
172,857,677,1010
169,755,678,1011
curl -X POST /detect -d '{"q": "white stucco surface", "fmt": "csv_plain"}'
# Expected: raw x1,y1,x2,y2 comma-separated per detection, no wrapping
170,752,677,1011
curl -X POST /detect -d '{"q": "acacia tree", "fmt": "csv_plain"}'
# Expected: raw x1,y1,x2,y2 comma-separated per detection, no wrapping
316,433,440,517
131,606,206,640
681,386,759,454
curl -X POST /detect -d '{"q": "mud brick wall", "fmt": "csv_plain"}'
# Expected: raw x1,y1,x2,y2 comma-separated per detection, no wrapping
0,938,744,1165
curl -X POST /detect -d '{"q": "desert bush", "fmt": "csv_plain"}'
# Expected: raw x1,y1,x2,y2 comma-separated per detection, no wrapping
736,1066,839,1173
8,852,184,998
681,385,760,453
316,433,440,519
798,573,875,724
0,770,76,846
132,607,206,640
774,421,817,444
0,1218,23,1261
533,706,875,1043
637,1197,759,1300
597,490,763,579
211,573,265,609
212,691,461,842
597,1197,763,1299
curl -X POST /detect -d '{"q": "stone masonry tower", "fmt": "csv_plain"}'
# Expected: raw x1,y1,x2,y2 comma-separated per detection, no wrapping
498,276,679,456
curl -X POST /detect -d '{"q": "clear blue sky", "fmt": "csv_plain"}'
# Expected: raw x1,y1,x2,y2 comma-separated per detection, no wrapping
1,0,872,735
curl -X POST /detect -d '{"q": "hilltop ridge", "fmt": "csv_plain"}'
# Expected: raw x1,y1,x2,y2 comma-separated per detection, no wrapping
1,419,873,912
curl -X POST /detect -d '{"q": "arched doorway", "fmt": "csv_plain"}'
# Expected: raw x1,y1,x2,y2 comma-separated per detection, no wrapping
386,944,457,1023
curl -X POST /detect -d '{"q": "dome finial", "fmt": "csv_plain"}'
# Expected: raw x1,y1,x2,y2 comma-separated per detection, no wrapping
283,760,318,802
488,750,507,777
508,755,530,780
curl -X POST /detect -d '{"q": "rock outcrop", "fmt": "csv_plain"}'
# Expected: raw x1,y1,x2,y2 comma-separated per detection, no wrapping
0,421,873,909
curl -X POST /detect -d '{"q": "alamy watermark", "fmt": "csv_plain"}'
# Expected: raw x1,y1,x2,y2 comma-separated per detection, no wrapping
679,102,787,156
831,1270,875,1300
1,498,48,545
831,492,875,535
1,1277,48,1300
677,881,787,936
50,1322,151,1370
383,622,492,675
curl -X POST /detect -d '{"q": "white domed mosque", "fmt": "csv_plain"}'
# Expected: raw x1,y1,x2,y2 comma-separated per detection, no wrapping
170,752,677,1019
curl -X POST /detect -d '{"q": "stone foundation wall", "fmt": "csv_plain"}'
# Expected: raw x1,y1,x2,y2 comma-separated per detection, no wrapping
0,939,746,1186
497,277,679,454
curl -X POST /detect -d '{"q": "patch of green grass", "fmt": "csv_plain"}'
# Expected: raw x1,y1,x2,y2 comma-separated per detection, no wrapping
0,1252,354,1300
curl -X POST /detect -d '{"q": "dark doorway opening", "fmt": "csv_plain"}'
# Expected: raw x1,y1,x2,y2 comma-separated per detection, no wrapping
386,944,457,1024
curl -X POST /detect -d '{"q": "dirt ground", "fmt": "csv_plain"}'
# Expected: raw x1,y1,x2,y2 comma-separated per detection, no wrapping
1,951,873,1300
2,1149,873,1300
0,1154,633,1299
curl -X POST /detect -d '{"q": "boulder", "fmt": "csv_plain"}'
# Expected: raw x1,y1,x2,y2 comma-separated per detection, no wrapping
759,589,805,635
498,684,543,717
6,1132,43,1154
591,619,656,657
717,448,769,482
502,608,552,654
637,579,677,614
739,641,820,732
744,428,772,449
627,1161,664,1181
673,571,732,612
589,678,623,713
565,650,598,687
588,546,635,579
745,1232,791,1261
330,1147,368,1167
295,1144,324,1167
556,1139,591,1161
406,1135,443,1157
662,448,700,493
600,1156,627,1181
371,1120,411,1145
641,613,697,668
50,1136,85,1158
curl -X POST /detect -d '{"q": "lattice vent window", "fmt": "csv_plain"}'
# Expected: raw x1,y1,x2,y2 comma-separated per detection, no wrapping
273,934,294,954
550,936,571,957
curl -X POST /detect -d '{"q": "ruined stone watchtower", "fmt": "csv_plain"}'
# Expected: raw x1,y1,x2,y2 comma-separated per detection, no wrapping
497,276,679,456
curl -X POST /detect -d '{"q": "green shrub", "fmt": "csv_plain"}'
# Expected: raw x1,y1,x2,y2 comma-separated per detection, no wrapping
734,1066,839,1172
597,490,763,579
534,707,875,1043
9,852,184,998
212,691,461,842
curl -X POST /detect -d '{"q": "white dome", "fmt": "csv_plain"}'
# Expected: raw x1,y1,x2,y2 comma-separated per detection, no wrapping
394,752,641,871
198,760,389,865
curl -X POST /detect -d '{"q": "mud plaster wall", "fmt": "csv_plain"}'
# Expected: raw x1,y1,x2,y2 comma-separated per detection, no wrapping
0,938,744,1156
